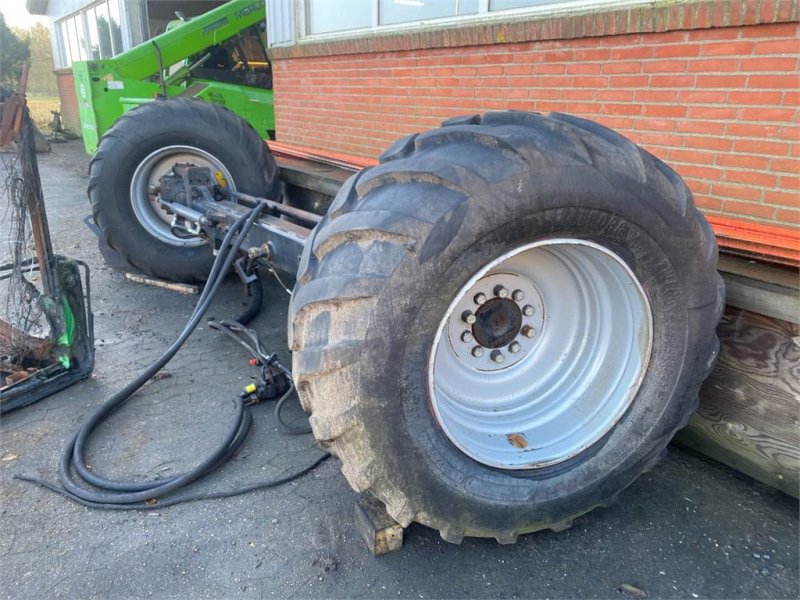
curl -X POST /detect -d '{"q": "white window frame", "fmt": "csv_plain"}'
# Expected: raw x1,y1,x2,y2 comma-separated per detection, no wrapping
301,0,652,41
53,0,148,69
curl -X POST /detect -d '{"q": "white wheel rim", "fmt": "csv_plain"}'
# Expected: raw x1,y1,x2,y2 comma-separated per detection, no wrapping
130,145,235,247
428,239,653,470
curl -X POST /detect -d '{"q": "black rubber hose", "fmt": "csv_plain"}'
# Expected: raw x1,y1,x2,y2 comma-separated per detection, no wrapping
16,202,329,508
234,274,263,327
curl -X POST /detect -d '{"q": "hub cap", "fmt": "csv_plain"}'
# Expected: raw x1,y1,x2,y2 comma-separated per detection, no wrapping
428,239,653,470
130,145,235,247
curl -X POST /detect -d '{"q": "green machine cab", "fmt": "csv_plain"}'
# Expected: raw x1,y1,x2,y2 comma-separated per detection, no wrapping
72,0,274,154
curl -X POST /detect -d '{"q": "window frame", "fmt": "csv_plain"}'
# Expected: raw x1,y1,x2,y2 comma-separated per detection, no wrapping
300,0,651,40
53,0,148,69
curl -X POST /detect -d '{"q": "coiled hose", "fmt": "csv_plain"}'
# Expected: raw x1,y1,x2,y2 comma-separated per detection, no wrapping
16,203,330,508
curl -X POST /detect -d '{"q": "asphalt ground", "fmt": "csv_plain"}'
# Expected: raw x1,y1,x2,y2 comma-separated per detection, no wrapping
1,141,798,600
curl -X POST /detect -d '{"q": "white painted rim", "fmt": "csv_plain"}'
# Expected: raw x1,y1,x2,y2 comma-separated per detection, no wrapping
428,239,653,470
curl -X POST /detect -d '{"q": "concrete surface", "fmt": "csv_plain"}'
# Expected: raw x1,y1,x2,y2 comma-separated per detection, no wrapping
1,142,798,600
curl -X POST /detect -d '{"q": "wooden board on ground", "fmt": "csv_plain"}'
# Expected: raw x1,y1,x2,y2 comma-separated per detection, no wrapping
675,307,800,498
354,494,404,556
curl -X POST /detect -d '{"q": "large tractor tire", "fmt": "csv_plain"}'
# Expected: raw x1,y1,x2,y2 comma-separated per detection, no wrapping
289,111,724,544
89,98,280,282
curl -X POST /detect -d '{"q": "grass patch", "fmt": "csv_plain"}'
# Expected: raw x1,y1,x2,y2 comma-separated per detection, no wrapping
26,95,60,133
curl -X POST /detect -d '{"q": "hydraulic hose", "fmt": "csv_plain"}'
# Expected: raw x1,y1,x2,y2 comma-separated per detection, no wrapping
16,203,330,508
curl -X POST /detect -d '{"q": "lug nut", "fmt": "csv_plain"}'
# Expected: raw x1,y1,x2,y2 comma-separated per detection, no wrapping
494,285,508,298
512,289,525,301
461,330,474,343
522,305,535,316
471,346,484,358
473,292,487,305
508,341,521,353
490,350,505,364
462,310,476,324
522,325,535,338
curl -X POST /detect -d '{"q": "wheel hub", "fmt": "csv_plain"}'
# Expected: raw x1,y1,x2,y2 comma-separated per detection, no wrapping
473,298,521,348
446,272,544,372
130,145,234,247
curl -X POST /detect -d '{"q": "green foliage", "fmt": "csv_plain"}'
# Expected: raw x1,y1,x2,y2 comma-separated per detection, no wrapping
20,23,58,96
0,12,30,87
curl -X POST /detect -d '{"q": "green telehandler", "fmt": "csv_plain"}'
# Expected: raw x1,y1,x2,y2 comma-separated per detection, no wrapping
73,0,274,155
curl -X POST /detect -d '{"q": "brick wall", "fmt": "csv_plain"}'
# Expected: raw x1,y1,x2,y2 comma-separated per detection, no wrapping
55,70,80,133
272,15,799,227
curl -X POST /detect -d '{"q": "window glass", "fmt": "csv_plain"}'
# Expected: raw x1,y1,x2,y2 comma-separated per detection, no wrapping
66,17,83,62
490,0,558,9
307,0,373,34
379,0,479,25
94,1,116,59
107,0,124,54
86,6,101,60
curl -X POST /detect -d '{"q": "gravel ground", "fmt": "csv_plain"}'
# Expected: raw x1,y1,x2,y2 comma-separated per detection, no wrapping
1,141,798,600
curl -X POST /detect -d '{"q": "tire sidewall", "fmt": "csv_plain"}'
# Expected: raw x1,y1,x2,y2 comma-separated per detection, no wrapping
94,100,273,281
358,203,693,535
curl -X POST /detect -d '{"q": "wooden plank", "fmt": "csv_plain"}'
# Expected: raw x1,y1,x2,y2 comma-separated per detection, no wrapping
353,494,404,556
125,273,199,294
675,307,800,498
717,255,799,324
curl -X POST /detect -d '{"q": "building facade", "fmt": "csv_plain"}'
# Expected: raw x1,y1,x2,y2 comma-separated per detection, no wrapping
265,0,798,230
28,0,799,232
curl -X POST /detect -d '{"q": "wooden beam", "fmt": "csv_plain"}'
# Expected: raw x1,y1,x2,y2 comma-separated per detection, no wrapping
353,494,404,556
675,307,800,498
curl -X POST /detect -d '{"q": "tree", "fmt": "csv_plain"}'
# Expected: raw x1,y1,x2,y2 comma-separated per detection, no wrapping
0,12,30,88
21,24,58,96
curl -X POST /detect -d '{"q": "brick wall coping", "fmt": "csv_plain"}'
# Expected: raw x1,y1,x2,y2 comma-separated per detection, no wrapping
269,0,798,60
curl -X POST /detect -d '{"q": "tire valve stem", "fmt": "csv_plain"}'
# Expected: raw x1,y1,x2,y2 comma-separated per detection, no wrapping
522,325,535,338
471,346,484,358
522,305,535,317
462,310,477,324
508,341,521,354
490,350,505,364
512,289,524,301
493,285,508,298
461,331,474,343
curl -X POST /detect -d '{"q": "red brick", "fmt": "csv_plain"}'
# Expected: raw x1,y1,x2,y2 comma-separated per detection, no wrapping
602,62,642,74
694,195,724,212
748,74,800,88
688,106,739,120
716,154,770,170
642,104,687,117
652,44,701,58
668,148,717,164
753,39,800,54
727,90,784,104
688,58,741,72
774,208,800,224
739,107,796,122
722,200,775,219
701,41,756,56
764,189,800,206
696,74,748,88
770,157,800,172
734,138,791,155
726,122,781,137
643,59,688,73
724,170,779,187
780,176,800,190
742,22,800,38
712,183,763,202
676,120,726,135
740,57,798,71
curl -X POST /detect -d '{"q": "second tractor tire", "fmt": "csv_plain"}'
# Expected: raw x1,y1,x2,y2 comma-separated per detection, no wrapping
89,98,280,282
